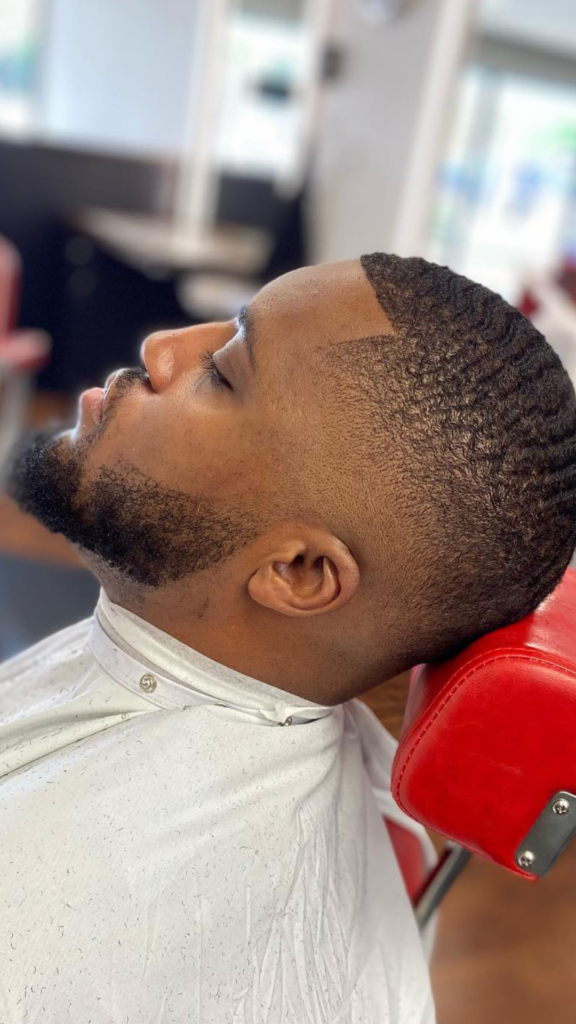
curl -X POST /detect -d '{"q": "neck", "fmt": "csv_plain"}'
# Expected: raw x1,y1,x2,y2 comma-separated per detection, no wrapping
100,573,396,705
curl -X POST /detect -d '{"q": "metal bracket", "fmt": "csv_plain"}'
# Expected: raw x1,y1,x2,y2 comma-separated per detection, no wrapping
415,843,472,930
514,790,576,876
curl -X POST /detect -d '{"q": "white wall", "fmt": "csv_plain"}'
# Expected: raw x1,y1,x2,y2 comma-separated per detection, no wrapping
310,0,477,262
41,0,199,156
479,0,576,57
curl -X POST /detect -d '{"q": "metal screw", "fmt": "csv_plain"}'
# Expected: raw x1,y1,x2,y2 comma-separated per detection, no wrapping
139,673,157,693
553,798,571,815
518,850,535,869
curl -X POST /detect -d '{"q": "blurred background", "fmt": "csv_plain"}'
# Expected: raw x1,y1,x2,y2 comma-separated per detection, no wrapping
2,1,576,1021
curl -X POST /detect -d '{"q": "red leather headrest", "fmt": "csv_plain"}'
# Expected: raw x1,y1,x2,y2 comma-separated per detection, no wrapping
392,567,576,879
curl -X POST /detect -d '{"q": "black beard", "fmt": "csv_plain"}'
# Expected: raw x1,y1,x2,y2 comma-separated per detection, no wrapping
7,429,265,589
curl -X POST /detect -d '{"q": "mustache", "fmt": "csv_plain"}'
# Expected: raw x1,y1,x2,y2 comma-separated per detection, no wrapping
111,366,149,391
102,366,150,423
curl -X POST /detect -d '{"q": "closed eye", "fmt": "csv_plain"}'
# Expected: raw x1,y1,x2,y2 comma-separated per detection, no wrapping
199,349,232,390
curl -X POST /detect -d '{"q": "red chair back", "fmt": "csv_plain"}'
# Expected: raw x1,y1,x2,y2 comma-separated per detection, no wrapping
0,235,22,336
0,236,50,484
392,568,576,879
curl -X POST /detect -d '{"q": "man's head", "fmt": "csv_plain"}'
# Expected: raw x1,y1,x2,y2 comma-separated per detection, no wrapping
9,255,576,700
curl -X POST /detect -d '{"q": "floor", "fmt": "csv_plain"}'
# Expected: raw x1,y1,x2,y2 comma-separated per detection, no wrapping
2,393,576,1023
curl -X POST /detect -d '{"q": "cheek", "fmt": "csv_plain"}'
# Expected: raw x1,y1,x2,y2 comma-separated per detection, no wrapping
96,406,179,472
85,400,265,498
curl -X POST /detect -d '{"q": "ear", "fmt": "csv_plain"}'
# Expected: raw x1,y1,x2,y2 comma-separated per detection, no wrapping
247,526,360,617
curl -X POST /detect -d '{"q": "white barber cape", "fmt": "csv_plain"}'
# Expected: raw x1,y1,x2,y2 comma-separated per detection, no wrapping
0,590,437,1024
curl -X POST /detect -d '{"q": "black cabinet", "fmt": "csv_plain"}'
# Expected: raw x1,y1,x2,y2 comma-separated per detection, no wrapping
39,224,193,392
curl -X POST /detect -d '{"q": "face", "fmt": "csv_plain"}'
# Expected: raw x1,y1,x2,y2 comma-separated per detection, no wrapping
8,259,390,590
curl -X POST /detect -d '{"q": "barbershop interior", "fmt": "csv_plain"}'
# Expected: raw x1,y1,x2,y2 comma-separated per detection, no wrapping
3,0,576,1021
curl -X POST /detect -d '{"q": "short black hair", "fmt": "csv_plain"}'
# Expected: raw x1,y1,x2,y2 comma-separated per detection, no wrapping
331,253,576,665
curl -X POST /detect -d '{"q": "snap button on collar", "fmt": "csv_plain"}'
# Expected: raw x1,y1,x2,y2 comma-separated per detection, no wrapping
139,673,158,693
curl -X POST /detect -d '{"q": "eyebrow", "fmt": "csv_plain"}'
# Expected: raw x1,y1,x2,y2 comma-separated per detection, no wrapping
237,305,257,375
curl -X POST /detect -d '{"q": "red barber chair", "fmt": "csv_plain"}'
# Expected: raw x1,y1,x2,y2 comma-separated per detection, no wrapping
391,566,576,926
0,235,50,483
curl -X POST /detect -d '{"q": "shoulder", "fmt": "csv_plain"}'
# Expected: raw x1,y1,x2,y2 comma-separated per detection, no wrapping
0,616,93,686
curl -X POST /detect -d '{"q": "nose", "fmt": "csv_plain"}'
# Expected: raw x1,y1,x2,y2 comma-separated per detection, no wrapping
140,322,231,392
